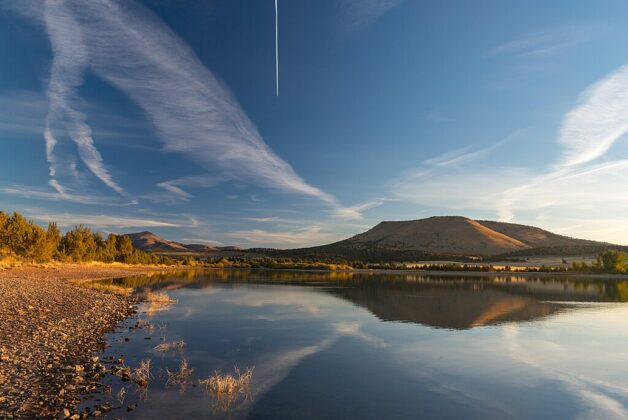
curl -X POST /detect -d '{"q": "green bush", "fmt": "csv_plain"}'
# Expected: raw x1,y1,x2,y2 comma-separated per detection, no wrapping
0,210,179,265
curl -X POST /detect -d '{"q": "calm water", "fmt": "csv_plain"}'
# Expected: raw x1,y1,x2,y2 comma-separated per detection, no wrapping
87,270,628,419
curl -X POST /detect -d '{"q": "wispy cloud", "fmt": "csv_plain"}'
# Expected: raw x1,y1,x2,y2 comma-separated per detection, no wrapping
332,199,387,220
225,225,342,248
14,0,337,206
421,132,518,168
336,0,405,36
244,216,281,223
557,64,628,168
485,26,595,59
43,0,125,196
425,111,454,124
180,238,224,247
22,209,191,229
0,184,136,206
140,175,225,203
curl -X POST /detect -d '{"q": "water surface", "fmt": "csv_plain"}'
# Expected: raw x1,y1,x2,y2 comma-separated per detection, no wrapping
89,270,628,419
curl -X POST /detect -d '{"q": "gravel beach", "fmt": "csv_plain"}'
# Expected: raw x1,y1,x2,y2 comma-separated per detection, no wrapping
0,264,180,418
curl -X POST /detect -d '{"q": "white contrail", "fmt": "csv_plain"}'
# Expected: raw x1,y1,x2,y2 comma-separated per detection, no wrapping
275,0,279,96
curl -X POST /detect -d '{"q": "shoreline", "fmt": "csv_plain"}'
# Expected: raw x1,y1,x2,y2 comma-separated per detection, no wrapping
0,263,190,419
2,263,626,418
204,266,628,280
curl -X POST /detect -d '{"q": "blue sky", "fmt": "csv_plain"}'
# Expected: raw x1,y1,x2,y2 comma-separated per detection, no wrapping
2,0,628,247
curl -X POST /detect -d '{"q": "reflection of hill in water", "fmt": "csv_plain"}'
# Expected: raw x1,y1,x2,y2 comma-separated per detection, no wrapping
96,270,628,329
326,285,563,329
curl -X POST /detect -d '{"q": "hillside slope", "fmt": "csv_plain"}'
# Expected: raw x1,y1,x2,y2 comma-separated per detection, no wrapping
275,216,611,260
477,220,602,248
342,216,529,256
126,231,218,254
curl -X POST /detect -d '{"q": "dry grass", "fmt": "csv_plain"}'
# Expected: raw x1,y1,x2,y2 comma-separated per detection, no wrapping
140,290,178,315
116,387,126,405
154,339,186,353
132,359,153,387
0,256,23,269
200,366,254,412
142,290,178,304
165,359,194,390
79,281,131,295
199,366,254,395
137,318,156,334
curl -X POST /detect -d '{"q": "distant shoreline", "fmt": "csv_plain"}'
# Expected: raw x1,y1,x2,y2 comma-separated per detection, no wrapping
198,266,628,280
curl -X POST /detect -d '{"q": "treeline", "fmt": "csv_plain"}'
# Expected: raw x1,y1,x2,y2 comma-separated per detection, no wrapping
203,256,353,271
0,211,179,265
572,250,628,274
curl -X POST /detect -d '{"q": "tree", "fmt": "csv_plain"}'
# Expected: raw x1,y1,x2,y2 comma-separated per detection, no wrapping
116,235,134,262
42,223,61,261
4,212,31,256
0,211,7,253
97,234,118,263
596,250,627,273
60,225,98,262
22,224,48,263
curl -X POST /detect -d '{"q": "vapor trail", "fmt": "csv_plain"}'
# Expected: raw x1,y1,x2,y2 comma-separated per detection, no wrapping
275,0,279,96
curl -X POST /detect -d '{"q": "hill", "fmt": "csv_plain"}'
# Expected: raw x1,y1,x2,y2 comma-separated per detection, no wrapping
125,231,218,254
125,231,243,255
127,217,618,262
267,216,612,261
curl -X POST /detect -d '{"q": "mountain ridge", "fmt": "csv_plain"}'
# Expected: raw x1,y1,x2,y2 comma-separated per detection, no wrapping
272,216,613,261
125,231,241,254
127,216,616,260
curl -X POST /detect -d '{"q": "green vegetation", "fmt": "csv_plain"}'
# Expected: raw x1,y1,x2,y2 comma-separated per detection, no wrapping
0,210,180,265
202,256,353,271
572,250,628,274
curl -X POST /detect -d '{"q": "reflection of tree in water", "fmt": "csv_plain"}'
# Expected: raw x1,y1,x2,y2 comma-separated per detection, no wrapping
595,281,628,302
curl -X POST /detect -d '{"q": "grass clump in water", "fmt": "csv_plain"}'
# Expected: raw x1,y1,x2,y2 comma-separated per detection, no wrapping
154,339,186,353
199,366,254,395
132,359,153,387
116,387,126,405
140,290,178,315
165,358,194,390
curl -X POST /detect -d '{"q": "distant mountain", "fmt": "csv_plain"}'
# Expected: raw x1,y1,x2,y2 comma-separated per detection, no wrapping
126,231,220,254
269,216,613,261
128,217,618,261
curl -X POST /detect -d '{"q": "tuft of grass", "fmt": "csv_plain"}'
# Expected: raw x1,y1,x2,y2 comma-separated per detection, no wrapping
80,281,131,295
199,366,254,395
0,256,23,269
132,359,153,387
142,290,178,304
137,318,156,334
140,290,178,315
116,387,126,405
154,339,186,353
165,358,194,390
200,366,254,412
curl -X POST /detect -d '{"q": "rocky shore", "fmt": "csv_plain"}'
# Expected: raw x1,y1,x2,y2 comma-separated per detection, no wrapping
0,264,180,418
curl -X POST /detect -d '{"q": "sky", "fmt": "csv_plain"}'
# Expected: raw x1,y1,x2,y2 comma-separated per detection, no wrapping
2,0,628,247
